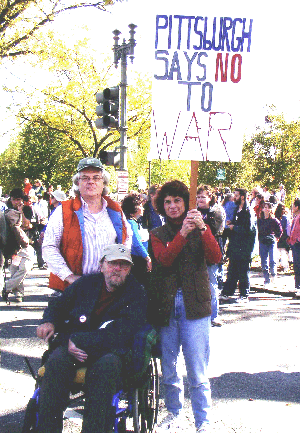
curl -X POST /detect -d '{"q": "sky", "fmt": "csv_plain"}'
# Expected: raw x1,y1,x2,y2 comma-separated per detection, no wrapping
1,0,300,154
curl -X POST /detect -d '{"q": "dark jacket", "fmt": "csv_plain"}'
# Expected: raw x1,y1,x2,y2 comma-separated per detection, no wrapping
226,201,256,260
141,200,164,231
149,221,221,327
257,217,282,245
41,272,147,360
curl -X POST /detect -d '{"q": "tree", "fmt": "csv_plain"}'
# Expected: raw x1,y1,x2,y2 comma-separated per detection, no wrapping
0,122,82,194
244,115,300,204
1,35,152,193
0,139,20,193
16,36,151,160
0,0,120,60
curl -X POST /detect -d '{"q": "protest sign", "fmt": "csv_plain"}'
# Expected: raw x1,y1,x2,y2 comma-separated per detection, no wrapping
149,12,254,162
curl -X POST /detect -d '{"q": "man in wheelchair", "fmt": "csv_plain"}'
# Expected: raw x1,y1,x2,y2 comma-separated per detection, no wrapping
36,244,148,433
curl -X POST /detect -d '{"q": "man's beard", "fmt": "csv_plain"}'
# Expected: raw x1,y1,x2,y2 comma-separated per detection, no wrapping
235,197,242,206
106,274,126,291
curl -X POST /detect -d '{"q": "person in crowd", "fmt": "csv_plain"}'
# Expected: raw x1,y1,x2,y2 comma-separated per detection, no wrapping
0,198,7,212
37,190,68,269
42,157,132,292
50,189,67,211
196,184,225,327
3,188,34,302
269,191,278,205
220,188,256,302
263,186,270,201
148,180,221,433
257,202,282,288
32,194,49,269
213,186,223,203
32,179,45,196
0,209,6,296
141,184,165,232
221,193,236,249
274,202,291,273
46,185,54,210
23,178,33,196
253,193,265,219
287,198,300,295
249,186,263,210
36,244,147,433
121,193,152,287
278,184,286,203
34,194,49,229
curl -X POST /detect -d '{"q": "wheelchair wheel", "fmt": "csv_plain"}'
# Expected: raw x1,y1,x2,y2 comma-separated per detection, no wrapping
132,358,159,433
22,396,39,433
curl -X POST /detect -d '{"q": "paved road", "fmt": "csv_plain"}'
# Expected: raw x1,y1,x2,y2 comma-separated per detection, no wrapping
1,267,300,432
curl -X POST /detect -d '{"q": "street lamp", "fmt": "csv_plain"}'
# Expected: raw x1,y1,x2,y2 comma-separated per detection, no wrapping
112,24,137,171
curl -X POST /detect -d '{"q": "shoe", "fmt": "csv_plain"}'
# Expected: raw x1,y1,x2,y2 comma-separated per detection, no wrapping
155,412,183,432
2,287,10,304
219,294,230,301
211,319,222,327
237,296,249,303
196,424,210,433
270,275,277,286
10,295,24,303
294,289,300,297
38,264,48,270
264,282,271,289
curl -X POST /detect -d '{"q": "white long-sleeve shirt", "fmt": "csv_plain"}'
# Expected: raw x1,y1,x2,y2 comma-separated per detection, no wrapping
42,196,132,281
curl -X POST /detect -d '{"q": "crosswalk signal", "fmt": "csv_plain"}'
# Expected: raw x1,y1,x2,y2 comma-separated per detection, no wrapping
95,86,119,129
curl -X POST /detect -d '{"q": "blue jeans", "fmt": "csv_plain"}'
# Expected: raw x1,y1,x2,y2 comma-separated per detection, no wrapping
291,243,300,289
259,241,277,283
160,290,211,428
208,264,219,320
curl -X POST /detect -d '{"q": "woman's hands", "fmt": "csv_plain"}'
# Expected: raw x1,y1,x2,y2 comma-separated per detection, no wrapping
146,256,152,272
180,210,206,238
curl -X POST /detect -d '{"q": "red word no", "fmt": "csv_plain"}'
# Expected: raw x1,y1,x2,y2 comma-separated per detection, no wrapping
215,53,242,83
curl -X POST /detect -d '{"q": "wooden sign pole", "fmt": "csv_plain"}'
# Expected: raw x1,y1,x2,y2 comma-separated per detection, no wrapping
189,160,199,210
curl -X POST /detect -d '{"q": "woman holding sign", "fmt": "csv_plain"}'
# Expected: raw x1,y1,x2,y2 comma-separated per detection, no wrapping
148,180,221,433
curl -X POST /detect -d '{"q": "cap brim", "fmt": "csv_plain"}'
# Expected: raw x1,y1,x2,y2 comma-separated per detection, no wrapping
105,256,133,265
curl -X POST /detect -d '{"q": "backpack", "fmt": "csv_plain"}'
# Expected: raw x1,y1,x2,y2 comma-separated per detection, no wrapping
1,209,29,262
0,210,8,252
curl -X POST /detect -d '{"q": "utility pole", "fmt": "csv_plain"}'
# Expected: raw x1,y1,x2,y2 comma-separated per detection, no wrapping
112,24,137,172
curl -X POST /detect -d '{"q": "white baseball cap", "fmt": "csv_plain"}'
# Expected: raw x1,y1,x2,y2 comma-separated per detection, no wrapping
52,190,67,202
101,244,133,264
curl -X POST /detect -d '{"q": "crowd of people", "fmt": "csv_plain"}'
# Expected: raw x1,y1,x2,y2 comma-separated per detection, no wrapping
1,157,300,433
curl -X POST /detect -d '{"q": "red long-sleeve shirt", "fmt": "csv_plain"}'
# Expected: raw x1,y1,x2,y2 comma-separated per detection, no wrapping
150,224,222,267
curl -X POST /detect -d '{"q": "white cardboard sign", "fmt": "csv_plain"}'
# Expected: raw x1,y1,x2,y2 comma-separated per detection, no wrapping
149,13,254,162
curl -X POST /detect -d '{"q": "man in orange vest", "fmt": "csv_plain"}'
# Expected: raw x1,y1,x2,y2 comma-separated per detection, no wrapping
42,157,132,292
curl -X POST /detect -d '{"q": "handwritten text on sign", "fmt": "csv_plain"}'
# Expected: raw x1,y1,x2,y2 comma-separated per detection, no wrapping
150,14,254,162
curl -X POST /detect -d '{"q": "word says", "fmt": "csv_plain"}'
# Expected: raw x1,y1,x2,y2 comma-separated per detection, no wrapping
155,15,253,53
155,51,242,111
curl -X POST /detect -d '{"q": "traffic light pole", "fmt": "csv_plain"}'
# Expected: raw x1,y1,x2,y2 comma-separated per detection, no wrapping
113,24,137,172
119,47,128,171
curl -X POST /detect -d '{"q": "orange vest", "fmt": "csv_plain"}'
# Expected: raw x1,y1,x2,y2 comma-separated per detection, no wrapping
48,195,127,291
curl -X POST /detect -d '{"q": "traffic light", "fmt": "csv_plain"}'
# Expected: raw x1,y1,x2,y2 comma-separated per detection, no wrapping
99,150,120,167
95,86,119,129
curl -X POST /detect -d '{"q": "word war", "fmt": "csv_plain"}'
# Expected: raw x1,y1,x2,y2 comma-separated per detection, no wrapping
152,111,234,162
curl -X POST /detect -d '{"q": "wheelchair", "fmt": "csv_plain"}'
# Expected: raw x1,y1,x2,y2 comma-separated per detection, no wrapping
22,324,160,433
